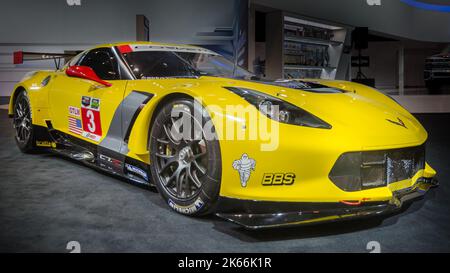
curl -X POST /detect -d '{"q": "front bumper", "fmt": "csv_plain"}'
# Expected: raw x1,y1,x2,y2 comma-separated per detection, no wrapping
216,177,438,229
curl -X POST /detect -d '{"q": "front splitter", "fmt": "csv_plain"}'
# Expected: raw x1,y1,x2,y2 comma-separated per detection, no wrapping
216,177,438,229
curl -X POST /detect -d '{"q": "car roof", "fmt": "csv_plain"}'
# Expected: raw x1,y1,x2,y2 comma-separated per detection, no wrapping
92,41,216,54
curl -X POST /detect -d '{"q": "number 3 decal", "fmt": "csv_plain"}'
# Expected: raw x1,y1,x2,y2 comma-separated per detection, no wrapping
86,110,96,133
81,107,102,137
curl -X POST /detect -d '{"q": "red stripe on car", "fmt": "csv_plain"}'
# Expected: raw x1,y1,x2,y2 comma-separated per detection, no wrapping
117,45,133,54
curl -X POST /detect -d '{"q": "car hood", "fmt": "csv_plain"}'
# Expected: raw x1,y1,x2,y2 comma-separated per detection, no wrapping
143,76,427,148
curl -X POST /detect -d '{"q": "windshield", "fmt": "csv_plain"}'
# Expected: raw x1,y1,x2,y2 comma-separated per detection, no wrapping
176,52,253,79
122,50,254,79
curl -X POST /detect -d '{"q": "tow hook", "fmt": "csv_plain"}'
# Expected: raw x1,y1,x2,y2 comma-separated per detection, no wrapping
340,198,371,206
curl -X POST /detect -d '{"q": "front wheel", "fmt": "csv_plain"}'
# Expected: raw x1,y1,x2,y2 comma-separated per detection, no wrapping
149,98,222,216
13,90,38,153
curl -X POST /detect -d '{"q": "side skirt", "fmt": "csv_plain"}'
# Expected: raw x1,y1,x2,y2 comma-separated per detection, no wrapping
32,124,154,187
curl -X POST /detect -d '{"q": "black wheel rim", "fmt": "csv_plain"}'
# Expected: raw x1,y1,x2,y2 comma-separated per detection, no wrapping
154,106,207,200
13,95,31,144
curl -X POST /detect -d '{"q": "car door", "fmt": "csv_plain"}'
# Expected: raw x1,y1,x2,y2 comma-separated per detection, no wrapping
48,47,128,145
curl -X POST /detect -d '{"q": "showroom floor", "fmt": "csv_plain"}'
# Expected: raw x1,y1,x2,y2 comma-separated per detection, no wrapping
0,109,449,253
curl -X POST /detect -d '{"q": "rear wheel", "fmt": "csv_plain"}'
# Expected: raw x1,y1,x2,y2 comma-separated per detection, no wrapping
149,98,221,216
13,90,38,153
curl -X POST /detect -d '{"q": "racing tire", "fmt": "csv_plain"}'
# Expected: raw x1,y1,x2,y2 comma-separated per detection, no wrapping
13,90,38,153
149,98,222,216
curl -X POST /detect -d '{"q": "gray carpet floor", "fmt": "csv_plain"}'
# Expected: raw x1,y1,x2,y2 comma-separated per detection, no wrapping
0,109,449,253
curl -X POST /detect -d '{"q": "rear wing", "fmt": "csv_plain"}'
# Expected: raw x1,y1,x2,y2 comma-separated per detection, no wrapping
13,51,78,69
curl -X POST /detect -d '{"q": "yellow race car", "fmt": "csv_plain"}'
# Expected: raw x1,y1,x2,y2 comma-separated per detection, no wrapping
8,42,438,229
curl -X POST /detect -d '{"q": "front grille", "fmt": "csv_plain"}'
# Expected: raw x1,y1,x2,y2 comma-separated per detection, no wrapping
329,145,425,192
386,145,425,184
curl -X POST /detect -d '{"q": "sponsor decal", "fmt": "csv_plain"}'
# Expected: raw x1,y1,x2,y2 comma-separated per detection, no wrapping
262,173,296,186
232,153,256,187
36,141,56,148
67,97,102,142
98,154,122,172
80,96,102,141
68,106,80,117
125,163,148,181
127,176,149,185
81,96,91,107
90,98,100,110
99,154,121,165
168,198,204,214
82,131,101,142
68,116,83,135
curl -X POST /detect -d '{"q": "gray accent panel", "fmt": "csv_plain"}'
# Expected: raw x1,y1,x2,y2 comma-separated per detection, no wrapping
99,91,153,155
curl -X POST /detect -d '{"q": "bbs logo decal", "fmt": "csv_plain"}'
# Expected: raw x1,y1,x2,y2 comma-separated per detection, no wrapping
232,154,256,187
262,173,296,186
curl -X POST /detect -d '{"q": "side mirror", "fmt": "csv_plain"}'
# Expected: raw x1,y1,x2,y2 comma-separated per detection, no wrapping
66,66,112,87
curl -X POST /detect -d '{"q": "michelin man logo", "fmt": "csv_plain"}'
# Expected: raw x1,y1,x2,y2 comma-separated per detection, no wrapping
232,154,256,187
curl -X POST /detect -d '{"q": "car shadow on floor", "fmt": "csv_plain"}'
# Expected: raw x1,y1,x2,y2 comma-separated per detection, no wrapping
32,151,437,243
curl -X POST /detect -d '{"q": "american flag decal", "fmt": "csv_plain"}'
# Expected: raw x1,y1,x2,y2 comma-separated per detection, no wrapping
68,116,83,135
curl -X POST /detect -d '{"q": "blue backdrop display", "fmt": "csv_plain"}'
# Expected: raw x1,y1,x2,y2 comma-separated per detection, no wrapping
401,0,450,12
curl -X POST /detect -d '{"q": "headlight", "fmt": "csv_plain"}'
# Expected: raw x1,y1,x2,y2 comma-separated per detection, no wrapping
225,87,331,129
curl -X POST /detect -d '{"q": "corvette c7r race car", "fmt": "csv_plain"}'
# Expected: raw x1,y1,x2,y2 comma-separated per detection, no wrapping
8,42,438,229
